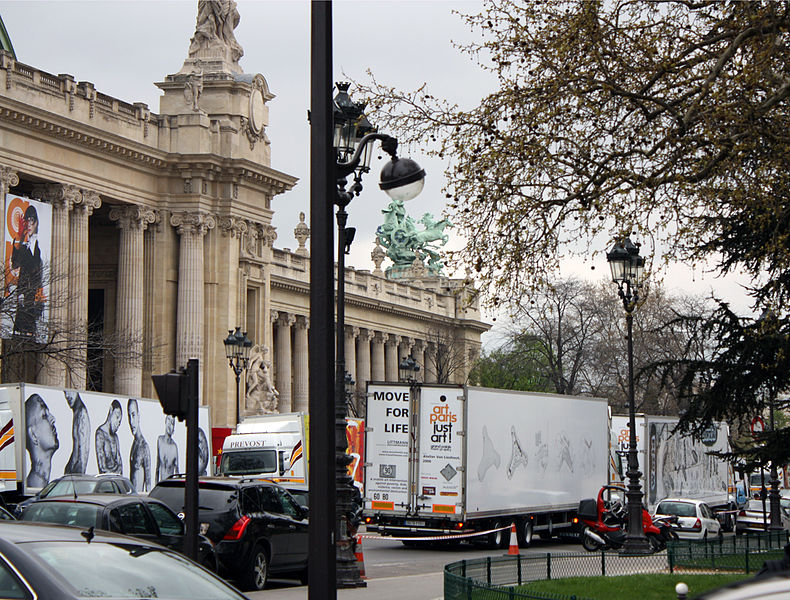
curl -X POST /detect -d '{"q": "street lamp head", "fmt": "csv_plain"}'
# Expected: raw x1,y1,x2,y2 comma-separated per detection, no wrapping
380,156,426,202
223,329,237,361
239,331,253,363
333,82,375,168
606,237,644,287
398,356,420,383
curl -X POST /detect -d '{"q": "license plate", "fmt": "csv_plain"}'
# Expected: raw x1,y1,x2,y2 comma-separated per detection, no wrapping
404,520,423,526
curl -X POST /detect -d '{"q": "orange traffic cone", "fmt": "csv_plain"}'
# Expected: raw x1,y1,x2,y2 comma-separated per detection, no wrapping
507,523,519,555
354,535,368,578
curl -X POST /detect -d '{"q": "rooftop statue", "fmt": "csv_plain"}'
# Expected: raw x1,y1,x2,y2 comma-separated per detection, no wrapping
187,0,244,68
376,200,452,279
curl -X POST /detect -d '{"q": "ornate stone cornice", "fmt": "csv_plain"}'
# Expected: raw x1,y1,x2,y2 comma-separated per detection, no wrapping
30,182,82,210
170,211,215,236
0,106,166,168
109,204,157,231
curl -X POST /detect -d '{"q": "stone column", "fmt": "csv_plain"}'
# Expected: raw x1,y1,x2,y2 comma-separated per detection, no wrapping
345,326,357,383
371,332,386,381
425,342,438,384
355,329,373,396
68,189,101,389
385,334,400,382
274,311,295,412
110,205,156,396
170,212,215,368
413,339,426,383
32,183,80,386
292,315,309,413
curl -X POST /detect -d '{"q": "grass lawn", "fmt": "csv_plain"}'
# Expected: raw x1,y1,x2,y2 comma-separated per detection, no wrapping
518,573,751,600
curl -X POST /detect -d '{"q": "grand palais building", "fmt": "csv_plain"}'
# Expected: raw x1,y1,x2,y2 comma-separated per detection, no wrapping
0,4,489,436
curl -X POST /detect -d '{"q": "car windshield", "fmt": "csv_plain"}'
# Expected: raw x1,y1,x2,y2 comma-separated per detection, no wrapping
42,479,101,498
219,450,278,475
655,501,696,517
24,541,246,599
22,502,100,528
150,483,236,512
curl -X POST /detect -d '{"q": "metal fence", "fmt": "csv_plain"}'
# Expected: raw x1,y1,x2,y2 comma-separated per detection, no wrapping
444,532,789,600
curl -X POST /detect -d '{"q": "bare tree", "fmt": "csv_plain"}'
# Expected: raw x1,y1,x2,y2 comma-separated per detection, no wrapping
422,324,473,384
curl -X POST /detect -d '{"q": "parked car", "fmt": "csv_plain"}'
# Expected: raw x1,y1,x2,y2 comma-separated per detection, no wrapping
653,498,722,541
697,573,790,599
149,476,308,591
13,473,136,517
0,520,248,600
735,497,790,534
19,494,217,571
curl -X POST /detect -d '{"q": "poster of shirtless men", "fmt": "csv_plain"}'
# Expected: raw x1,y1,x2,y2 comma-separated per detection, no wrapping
7,383,210,494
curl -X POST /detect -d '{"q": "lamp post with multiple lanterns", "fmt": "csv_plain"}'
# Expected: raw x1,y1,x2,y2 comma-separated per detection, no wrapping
223,327,252,425
606,237,652,555
310,7,427,594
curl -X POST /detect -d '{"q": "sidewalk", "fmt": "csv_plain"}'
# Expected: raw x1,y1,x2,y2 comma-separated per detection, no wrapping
245,571,444,600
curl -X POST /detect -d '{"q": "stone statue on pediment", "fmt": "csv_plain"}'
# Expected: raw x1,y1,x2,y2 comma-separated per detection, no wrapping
246,345,279,414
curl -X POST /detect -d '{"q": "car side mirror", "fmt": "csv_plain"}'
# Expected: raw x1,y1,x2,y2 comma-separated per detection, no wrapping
300,505,309,519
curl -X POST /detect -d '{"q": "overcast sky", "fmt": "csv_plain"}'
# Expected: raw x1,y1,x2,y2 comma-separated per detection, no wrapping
0,0,757,345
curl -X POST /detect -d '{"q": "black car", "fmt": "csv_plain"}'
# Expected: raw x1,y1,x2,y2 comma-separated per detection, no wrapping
0,521,248,600
13,473,136,517
150,476,308,591
19,494,217,571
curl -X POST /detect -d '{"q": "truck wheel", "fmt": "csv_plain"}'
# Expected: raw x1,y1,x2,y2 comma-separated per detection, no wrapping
518,520,534,548
244,545,269,591
488,520,507,549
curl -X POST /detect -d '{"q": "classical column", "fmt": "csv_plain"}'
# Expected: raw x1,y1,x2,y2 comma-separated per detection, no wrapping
413,339,426,383
345,326,357,383
170,212,215,368
425,342,438,384
68,189,101,389
274,311,295,412
110,205,156,396
385,334,400,382
292,315,309,413
355,329,373,396
31,183,80,386
371,332,386,381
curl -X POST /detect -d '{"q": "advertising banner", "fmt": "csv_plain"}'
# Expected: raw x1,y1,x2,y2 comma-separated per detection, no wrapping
364,385,411,512
3,195,52,342
6,384,210,494
346,417,365,492
417,387,464,515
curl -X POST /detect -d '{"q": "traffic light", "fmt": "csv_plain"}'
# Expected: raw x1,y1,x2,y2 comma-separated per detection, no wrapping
151,368,189,421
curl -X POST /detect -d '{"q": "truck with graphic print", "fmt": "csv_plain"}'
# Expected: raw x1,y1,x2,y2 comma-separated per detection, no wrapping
363,383,609,547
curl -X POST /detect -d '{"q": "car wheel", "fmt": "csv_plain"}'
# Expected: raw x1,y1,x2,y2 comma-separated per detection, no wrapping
244,545,269,591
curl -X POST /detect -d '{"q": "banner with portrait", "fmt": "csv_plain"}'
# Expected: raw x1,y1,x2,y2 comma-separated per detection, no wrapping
3,195,52,342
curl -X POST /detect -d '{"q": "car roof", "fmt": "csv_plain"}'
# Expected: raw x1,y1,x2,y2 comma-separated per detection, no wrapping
0,520,152,544
156,476,284,489
27,494,157,507
656,498,703,505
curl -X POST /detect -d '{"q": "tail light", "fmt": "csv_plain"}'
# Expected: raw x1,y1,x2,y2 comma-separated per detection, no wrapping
572,517,579,524
365,516,372,524
223,515,251,540
692,518,701,530
739,510,747,517
455,522,464,529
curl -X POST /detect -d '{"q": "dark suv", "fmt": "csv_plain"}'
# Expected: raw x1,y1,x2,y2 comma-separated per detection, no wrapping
149,476,308,591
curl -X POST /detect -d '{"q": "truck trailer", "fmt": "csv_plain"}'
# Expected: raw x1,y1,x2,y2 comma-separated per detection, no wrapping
0,383,211,500
611,414,735,526
363,383,610,547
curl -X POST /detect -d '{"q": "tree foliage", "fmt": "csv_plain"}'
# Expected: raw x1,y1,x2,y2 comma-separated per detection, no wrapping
357,0,790,306
468,337,553,392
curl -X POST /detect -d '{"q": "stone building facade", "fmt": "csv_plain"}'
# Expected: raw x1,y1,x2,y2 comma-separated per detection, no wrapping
0,7,489,430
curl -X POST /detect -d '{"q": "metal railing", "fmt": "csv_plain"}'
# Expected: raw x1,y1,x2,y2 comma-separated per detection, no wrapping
444,532,789,600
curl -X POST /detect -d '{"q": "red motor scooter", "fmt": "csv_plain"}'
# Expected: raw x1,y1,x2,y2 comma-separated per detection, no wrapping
577,485,678,552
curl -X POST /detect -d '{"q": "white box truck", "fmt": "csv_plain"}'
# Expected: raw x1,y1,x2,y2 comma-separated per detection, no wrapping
364,383,610,547
0,382,211,499
611,415,735,525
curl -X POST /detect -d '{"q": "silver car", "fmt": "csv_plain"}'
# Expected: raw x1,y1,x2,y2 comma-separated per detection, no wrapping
735,497,790,534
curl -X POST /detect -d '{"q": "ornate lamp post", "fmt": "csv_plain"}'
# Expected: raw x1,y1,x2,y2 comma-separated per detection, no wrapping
606,237,651,555
310,13,427,594
223,327,252,424
398,355,420,384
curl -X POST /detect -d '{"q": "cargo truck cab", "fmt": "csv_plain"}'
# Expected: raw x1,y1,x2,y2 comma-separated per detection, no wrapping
218,433,305,482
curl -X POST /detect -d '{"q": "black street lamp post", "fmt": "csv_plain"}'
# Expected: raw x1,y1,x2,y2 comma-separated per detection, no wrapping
310,8,427,595
606,237,652,555
223,327,252,424
768,398,782,529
